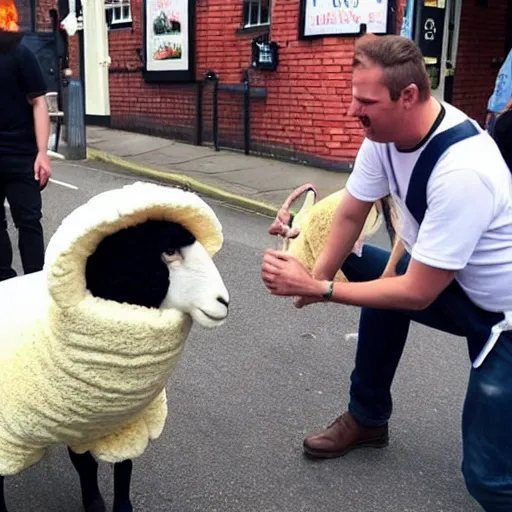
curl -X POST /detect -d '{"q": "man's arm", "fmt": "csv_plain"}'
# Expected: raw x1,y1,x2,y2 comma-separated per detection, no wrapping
18,44,52,188
29,95,51,188
323,259,454,310
262,168,492,311
30,95,50,154
312,192,374,280
502,96,512,113
312,139,389,280
262,248,454,310
317,168,493,308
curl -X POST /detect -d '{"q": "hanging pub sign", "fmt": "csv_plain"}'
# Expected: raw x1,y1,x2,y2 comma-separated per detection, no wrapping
298,0,396,39
142,0,195,82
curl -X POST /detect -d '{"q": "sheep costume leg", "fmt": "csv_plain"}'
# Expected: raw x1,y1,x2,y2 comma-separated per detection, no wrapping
269,184,396,280
0,182,229,512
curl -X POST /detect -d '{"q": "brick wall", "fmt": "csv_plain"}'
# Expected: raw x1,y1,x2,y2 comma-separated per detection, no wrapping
104,0,406,167
250,0,367,163
451,0,508,124
104,0,506,167
106,0,198,138
35,0,54,30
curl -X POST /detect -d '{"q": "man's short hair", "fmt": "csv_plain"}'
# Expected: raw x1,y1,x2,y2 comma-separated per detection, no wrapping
353,34,431,102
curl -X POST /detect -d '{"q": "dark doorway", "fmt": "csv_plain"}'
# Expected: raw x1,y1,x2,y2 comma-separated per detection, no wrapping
506,0,512,54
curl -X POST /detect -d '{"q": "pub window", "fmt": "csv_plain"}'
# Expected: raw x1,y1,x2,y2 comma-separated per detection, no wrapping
105,0,132,26
243,0,270,27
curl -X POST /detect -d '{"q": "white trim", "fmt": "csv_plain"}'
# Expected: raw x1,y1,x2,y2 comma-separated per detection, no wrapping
449,0,462,68
432,0,462,102
105,0,132,24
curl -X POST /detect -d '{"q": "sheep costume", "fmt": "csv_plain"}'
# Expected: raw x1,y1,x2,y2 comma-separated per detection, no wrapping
269,184,397,281
0,182,226,477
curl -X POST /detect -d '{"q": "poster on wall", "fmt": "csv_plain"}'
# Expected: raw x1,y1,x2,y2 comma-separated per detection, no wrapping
298,0,395,39
143,0,195,82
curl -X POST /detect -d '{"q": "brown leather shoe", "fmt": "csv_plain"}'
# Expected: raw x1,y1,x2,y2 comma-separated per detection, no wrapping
303,411,389,459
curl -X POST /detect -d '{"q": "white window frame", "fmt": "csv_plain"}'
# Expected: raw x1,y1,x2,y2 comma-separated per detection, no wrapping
105,0,132,25
243,0,270,28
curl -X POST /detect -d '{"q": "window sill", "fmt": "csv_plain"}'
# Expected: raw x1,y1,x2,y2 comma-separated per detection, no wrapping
108,21,133,31
236,24,270,38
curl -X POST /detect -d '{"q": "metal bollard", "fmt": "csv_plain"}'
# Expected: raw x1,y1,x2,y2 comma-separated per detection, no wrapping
65,79,86,160
243,69,251,155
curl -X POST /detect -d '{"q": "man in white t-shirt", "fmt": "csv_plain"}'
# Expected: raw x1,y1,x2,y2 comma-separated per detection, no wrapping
261,34,512,511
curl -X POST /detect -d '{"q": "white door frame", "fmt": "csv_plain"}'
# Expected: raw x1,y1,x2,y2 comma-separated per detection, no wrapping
416,0,462,102
82,0,111,118
436,0,462,101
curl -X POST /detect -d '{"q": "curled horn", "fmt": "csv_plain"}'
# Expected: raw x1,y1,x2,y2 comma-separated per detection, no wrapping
268,183,318,238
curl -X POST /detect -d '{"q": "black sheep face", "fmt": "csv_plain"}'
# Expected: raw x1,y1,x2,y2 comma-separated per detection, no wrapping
85,220,229,327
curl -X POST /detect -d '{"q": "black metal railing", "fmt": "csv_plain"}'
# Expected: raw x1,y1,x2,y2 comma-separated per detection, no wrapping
197,70,263,155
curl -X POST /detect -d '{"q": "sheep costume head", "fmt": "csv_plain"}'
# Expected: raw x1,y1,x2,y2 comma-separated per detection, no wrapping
0,182,229,477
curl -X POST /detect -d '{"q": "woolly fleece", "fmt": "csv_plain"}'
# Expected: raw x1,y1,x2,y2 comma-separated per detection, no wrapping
287,189,383,281
0,182,223,475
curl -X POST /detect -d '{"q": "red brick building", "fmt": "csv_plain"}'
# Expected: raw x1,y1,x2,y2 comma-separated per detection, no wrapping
35,0,512,170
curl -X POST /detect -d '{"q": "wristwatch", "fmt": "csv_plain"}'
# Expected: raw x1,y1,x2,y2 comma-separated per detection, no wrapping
322,280,334,300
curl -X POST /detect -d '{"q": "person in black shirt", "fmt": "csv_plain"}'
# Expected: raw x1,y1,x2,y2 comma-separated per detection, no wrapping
0,29,51,282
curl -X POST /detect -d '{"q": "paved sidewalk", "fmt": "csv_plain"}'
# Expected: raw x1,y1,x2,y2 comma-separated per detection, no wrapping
86,126,350,216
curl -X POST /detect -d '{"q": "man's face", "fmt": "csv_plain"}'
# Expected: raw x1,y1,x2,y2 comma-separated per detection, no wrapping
348,65,405,143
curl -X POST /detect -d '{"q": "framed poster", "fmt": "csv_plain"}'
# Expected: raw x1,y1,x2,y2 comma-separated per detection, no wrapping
142,0,195,82
298,0,396,39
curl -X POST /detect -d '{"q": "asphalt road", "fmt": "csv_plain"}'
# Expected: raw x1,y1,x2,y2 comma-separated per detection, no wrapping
3,160,481,512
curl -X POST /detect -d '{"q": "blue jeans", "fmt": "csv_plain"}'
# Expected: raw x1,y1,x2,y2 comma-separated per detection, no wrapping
342,245,512,511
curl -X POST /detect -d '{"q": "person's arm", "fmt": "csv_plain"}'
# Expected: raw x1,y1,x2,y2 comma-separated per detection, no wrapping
262,168,494,310
315,168,491,306
485,111,494,129
321,259,454,310
311,192,374,281
30,95,51,188
30,95,50,152
17,45,51,188
262,249,454,310
486,50,512,126
311,139,389,281
502,96,512,113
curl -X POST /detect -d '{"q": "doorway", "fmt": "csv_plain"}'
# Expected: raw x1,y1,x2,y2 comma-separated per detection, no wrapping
506,0,512,54
414,0,462,103
82,0,111,124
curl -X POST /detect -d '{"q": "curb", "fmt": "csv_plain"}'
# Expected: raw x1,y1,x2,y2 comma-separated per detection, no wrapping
86,148,279,218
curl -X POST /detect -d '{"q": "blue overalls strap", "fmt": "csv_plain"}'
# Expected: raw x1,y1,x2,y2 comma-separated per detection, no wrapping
405,120,480,225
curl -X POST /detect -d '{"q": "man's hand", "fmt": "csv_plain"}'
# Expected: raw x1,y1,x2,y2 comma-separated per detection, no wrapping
34,151,51,190
485,111,493,129
262,249,326,299
292,295,323,309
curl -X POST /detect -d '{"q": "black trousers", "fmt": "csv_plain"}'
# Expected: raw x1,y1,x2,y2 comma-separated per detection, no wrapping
0,155,44,281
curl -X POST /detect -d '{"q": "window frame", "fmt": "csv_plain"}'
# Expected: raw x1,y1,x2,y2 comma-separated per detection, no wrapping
243,0,271,28
105,0,133,27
